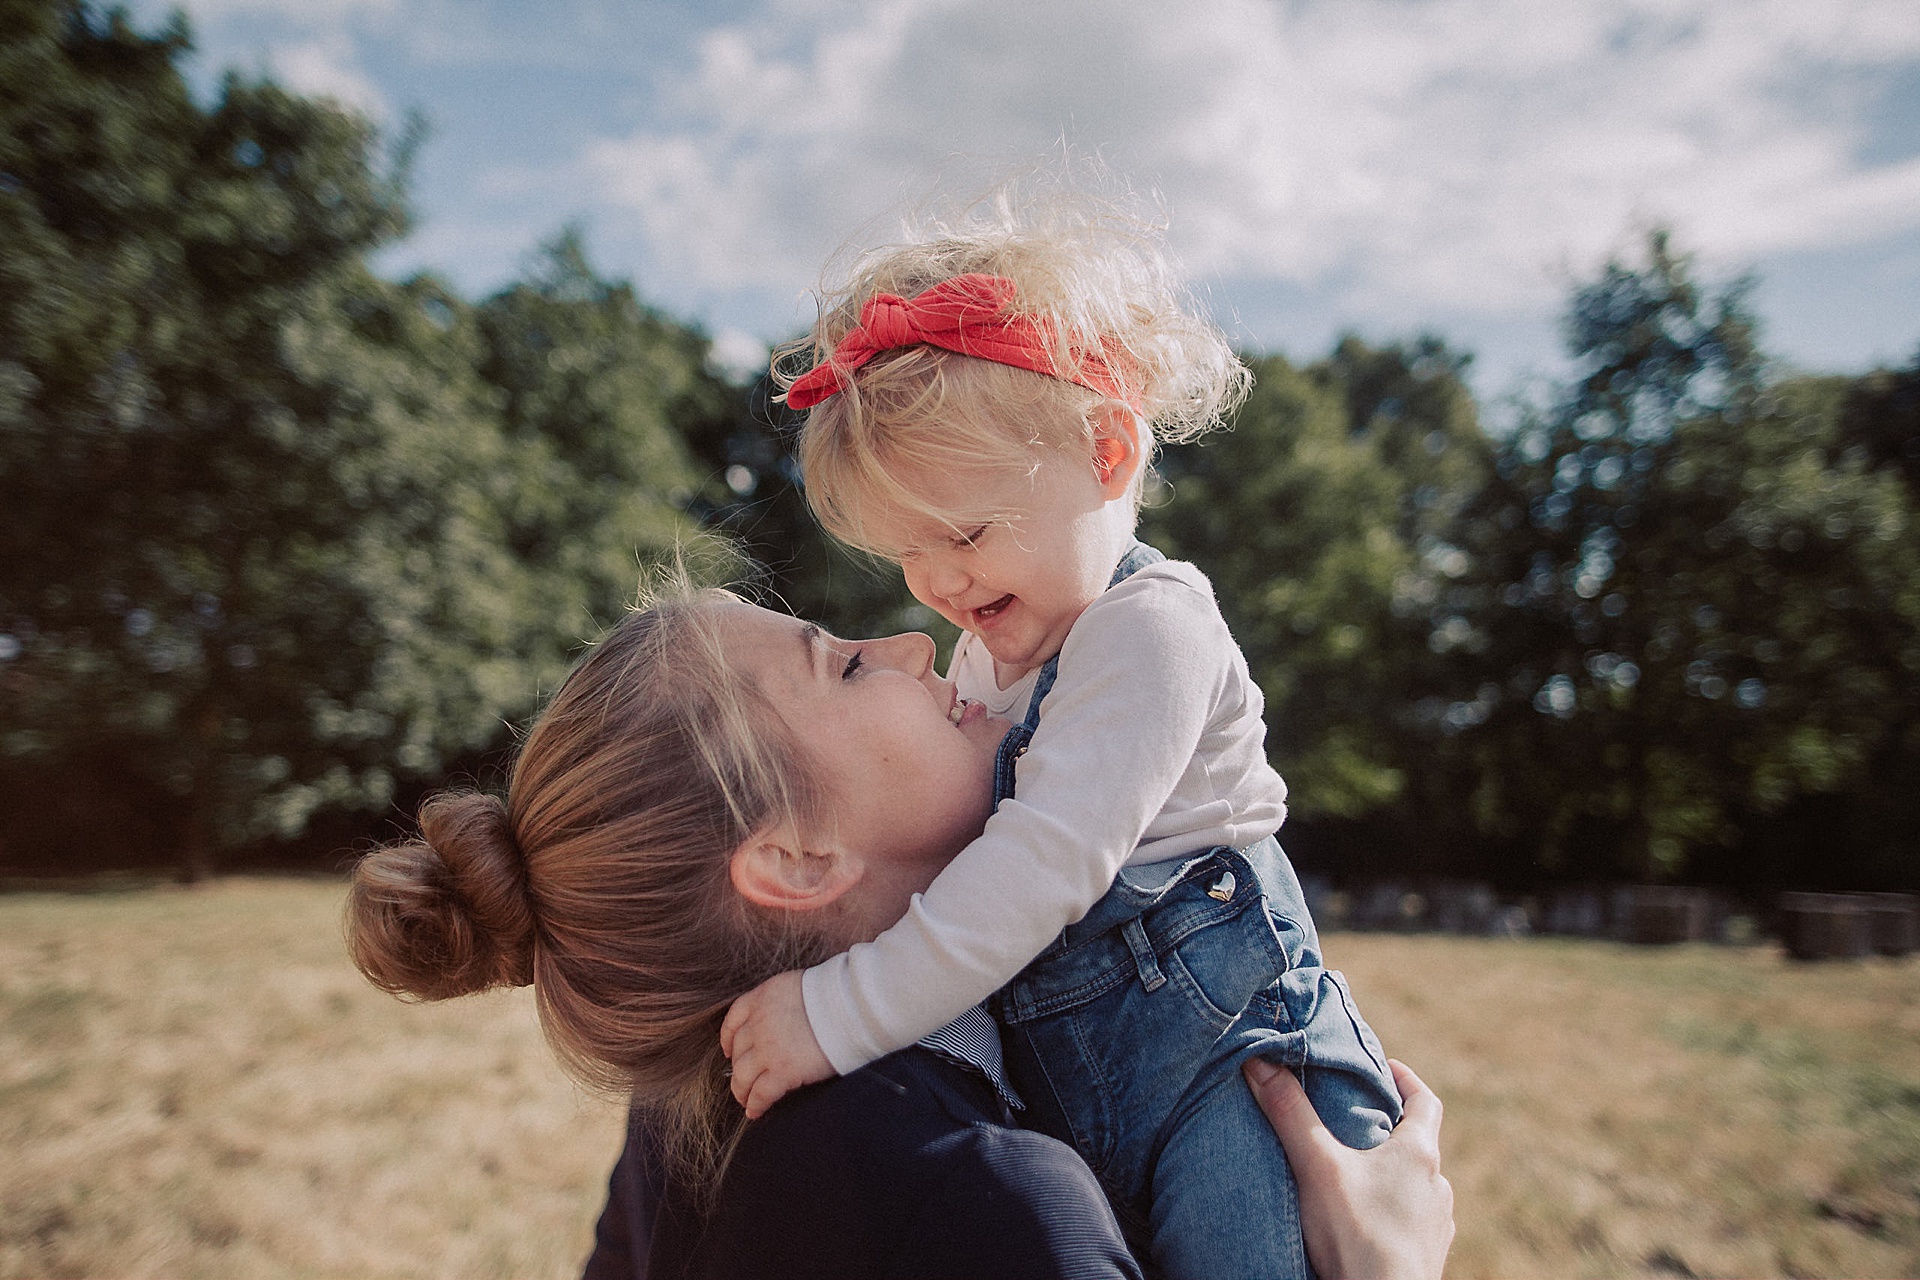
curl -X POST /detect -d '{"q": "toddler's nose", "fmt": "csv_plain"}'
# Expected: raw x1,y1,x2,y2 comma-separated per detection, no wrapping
922,557,972,600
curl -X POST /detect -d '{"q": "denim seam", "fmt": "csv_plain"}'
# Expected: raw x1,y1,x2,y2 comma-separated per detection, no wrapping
1249,984,1298,1032
1000,954,1140,1022
1328,970,1390,1076
1003,890,1266,1024
1053,866,1250,958
1142,894,1264,956
1057,1005,1118,1175
1160,946,1238,1032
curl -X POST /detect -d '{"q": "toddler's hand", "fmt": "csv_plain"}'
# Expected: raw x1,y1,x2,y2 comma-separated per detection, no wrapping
720,970,834,1118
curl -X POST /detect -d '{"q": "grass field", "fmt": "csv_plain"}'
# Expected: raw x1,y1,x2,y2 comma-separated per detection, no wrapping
1,880,1916,1279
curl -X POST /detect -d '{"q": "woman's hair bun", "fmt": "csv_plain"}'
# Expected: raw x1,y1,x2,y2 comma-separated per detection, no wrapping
345,791,536,1001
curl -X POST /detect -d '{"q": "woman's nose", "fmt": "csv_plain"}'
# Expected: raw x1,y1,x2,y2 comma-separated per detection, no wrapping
870,631,936,678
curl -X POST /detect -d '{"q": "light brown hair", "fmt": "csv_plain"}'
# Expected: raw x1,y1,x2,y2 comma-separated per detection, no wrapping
344,586,834,1198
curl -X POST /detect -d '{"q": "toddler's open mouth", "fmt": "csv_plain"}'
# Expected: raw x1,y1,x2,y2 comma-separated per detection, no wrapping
973,594,1014,622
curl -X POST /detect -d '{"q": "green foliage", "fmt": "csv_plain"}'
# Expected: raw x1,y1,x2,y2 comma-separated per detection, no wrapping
3,4,1915,894
3,2,418,872
1145,338,1492,825
1836,354,1920,497
1145,241,1915,892
471,229,714,663
1433,233,1920,884
0,4,712,875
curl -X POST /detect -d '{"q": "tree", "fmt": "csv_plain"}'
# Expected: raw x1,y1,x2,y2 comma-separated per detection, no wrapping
681,377,938,652
1836,351,1920,497
471,230,717,673
1767,351,1920,891
0,3,530,875
1434,232,1920,886
1143,338,1492,881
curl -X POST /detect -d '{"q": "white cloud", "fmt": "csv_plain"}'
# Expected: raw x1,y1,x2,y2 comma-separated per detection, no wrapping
267,36,389,119
126,0,394,119
578,0,1920,322
123,0,1920,376
707,327,773,382
175,0,398,22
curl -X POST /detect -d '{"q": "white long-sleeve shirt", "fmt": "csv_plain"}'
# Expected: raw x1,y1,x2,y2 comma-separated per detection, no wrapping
800,558,1290,1075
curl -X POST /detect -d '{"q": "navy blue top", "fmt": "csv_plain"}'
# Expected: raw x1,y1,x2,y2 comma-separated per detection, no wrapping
580,1045,1142,1280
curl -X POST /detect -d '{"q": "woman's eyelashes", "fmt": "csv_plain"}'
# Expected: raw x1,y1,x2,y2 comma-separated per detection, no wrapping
840,649,865,680
955,525,988,549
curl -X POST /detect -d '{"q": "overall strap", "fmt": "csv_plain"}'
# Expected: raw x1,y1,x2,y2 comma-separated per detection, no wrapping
1108,539,1165,587
991,542,1164,807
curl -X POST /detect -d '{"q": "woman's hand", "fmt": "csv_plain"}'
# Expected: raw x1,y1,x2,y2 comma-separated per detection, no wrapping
721,970,835,1118
1244,1057,1454,1280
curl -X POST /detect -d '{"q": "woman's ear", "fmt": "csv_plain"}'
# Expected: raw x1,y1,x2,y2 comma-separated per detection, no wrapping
729,824,863,912
1088,401,1145,499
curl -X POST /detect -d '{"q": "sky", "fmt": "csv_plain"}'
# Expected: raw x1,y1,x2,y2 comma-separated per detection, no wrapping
125,0,1920,404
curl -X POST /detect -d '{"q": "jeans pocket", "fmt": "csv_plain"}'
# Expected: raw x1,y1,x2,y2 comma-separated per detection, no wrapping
1162,946,1241,1030
1163,898,1290,1030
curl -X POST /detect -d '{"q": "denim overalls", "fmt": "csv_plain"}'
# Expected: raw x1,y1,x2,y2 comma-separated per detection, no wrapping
988,542,1402,1280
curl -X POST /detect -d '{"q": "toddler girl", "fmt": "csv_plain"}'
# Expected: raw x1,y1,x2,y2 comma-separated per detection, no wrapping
721,190,1400,1279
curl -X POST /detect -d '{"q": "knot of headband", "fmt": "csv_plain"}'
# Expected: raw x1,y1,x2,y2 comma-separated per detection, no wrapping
785,272,1135,410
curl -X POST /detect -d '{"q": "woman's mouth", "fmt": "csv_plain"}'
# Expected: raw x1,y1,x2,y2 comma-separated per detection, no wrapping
948,697,985,728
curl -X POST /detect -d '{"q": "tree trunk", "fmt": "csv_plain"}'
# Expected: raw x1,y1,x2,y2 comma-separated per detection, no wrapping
177,800,213,884
177,703,221,884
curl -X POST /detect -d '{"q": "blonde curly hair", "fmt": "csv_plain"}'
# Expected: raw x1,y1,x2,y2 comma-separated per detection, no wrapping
778,175,1250,557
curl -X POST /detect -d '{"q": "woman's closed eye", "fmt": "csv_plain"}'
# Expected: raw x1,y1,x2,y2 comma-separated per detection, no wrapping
841,649,865,680
954,525,988,549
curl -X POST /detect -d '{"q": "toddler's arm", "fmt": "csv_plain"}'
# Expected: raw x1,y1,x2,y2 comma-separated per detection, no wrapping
801,562,1286,1075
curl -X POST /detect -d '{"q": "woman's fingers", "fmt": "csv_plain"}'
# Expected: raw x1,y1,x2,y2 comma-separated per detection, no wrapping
1386,1060,1444,1156
1246,1055,1456,1280
1243,1057,1344,1175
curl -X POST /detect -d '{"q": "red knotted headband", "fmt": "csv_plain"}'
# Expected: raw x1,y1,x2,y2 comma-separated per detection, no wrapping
784,273,1137,411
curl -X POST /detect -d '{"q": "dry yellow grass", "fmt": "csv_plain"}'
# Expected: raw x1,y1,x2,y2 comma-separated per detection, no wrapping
0,879,624,1280
1,879,1915,1279
1327,932,1920,1279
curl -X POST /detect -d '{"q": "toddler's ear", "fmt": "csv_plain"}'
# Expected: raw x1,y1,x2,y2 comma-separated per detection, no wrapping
1088,400,1144,497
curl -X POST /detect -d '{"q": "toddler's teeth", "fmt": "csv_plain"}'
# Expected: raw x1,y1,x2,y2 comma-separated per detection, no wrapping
948,699,966,725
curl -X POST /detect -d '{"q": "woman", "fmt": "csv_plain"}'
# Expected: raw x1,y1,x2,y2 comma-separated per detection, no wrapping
346,587,1452,1278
